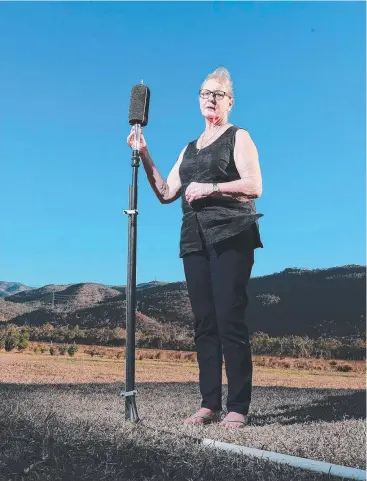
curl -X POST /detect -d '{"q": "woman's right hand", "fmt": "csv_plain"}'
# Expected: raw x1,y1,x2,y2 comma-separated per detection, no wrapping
127,126,147,152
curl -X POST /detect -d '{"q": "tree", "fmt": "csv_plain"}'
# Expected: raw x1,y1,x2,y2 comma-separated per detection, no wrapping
18,331,30,351
5,329,20,352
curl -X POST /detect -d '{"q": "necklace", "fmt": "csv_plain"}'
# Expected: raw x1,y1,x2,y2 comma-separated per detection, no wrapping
196,124,226,154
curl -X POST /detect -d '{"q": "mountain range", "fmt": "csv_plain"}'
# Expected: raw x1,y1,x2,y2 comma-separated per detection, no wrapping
0,264,365,337
0,282,32,298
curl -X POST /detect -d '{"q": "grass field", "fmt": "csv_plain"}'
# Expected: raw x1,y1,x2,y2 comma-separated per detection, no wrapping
0,351,365,481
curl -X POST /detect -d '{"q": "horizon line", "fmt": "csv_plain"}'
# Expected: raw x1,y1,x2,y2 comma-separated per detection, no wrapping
1,263,365,289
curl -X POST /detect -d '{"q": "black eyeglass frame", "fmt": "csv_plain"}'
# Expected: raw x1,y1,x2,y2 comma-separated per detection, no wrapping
199,89,232,100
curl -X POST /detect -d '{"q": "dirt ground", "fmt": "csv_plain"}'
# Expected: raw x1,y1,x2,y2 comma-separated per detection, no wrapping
1,352,364,389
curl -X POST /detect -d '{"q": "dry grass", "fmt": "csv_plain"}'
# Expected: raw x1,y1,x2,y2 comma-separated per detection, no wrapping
0,380,365,481
0,352,365,481
1,351,365,390
0,407,352,481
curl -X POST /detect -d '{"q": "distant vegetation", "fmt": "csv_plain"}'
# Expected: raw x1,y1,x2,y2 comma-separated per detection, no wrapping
0,323,365,360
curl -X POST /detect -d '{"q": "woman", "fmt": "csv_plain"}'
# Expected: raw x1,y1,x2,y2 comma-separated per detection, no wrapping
127,67,263,428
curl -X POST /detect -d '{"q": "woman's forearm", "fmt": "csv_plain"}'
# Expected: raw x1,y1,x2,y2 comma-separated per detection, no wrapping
139,148,169,202
211,177,262,200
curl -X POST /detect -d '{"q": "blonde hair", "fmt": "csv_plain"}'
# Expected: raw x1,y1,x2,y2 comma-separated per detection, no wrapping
201,67,233,97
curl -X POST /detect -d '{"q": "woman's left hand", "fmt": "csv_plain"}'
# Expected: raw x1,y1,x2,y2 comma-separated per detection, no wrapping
185,182,212,203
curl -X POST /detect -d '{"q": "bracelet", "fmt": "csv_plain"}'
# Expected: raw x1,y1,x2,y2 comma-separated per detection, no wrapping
212,183,220,194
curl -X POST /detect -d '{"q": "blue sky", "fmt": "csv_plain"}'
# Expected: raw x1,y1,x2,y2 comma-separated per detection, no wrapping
1,2,365,287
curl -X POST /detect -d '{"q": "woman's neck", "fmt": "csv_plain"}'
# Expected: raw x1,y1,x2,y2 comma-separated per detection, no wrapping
204,116,228,132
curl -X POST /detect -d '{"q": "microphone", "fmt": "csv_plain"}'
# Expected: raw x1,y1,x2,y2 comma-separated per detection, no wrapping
128,81,150,151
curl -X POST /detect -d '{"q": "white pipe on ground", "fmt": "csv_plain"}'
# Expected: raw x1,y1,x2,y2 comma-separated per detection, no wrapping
202,439,366,481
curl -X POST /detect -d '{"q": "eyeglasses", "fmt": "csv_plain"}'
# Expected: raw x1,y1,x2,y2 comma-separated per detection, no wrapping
199,89,230,101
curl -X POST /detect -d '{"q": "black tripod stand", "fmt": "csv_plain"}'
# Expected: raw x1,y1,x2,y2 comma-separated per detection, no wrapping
121,81,150,423
121,142,141,422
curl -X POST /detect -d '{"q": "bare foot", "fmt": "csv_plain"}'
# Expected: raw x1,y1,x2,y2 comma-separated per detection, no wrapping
184,408,219,425
219,412,248,428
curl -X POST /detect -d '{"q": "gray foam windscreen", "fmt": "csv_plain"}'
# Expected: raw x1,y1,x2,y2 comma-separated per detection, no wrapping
128,84,150,127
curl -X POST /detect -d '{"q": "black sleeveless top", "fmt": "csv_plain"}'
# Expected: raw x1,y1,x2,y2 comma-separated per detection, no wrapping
178,125,263,258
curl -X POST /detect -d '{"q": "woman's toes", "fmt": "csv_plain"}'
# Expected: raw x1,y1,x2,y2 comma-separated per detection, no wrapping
219,412,248,428
184,408,216,424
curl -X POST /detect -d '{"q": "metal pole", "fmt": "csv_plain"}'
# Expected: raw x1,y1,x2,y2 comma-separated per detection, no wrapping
122,148,140,422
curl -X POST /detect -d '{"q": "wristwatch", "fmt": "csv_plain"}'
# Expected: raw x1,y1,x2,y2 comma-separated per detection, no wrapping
212,183,220,194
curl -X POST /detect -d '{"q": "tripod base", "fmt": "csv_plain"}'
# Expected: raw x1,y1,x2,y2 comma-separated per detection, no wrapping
120,389,140,422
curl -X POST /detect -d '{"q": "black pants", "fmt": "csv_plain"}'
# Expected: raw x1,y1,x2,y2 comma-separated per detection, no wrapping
183,230,254,415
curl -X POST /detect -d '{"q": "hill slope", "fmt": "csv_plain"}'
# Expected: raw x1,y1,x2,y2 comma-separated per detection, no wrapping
132,265,366,337
2,265,365,337
0,282,34,299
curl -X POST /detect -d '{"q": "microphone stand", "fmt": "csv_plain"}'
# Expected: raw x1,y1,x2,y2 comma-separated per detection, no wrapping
122,123,141,423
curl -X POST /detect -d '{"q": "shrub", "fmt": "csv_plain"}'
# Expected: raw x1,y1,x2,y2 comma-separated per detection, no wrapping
58,344,68,356
294,360,309,369
181,352,196,362
49,346,57,356
336,364,353,372
254,357,267,367
67,343,78,357
85,348,103,357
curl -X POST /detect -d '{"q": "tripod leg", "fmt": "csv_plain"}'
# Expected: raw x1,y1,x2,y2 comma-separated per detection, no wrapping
123,151,140,423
